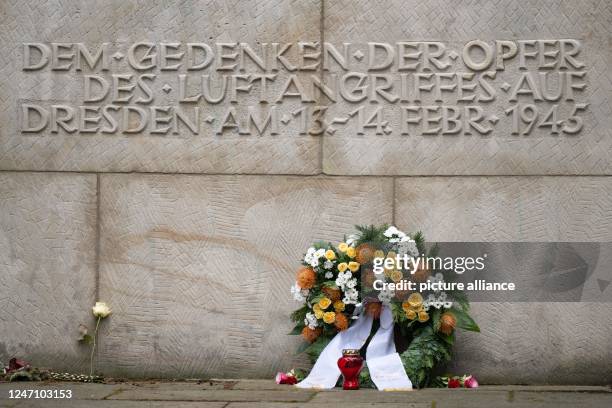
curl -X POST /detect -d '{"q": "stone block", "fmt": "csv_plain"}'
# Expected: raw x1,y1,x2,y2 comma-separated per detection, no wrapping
98,174,392,377
0,172,97,372
321,0,612,175
395,177,612,241
395,176,612,384
0,0,322,174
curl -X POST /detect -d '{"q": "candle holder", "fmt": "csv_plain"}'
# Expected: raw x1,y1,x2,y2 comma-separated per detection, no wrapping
337,349,364,390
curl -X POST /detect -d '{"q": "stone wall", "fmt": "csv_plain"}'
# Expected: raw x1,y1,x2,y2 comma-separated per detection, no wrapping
1,0,611,383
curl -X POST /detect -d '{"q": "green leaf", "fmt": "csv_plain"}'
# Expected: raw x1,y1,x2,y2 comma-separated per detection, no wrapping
451,307,480,332
400,326,453,388
304,336,333,363
449,291,470,312
354,224,389,246
77,323,91,343
359,367,376,388
290,305,309,323
432,309,442,333
296,341,311,354
310,294,324,305
438,331,455,345
322,281,338,289
288,323,304,335
312,241,328,250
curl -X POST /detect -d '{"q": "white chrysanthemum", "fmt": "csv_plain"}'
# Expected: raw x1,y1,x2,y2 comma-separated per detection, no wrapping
397,239,418,256
346,234,359,246
343,287,359,305
384,226,400,237
377,288,394,304
291,282,308,302
346,278,357,288
424,291,452,309
304,312,318,329
335,271,352,290
304,247,316,263
325,271,333,279
384,226,408,243
323,260,334,269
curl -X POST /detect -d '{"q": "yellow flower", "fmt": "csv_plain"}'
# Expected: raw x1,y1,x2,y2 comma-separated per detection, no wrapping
325,249,336,261
346,247,356,258
407,292,423,309
405,309,417,320
337,262,348,273
348,261,360,272
373,249,385,259
333,300,345,312
418,311,429,323
387,251,397,259
313,304,324,319
323,311,336,324
318,297,332,310
338,243,349,252
390,269,403,282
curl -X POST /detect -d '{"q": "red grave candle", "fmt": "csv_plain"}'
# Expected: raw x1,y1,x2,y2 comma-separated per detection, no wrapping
337,349,364,390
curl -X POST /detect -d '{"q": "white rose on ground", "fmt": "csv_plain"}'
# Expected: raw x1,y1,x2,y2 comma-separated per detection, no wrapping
92,302,111,318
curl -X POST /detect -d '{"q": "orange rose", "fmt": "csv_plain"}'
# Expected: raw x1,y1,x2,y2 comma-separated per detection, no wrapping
322,286,342,302
334,313,349,331
356,244,375,264
301,326,322,343
412,265,430,283
297,267,316,289
439,312,457,335
365,302,382,319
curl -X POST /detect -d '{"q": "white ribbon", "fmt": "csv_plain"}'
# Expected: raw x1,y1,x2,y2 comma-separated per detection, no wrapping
296,306,412,391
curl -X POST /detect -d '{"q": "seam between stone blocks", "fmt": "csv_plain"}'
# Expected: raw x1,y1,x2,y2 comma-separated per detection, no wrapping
94,173,101,375
2,169,612,177
318,0,325,174
95,173,101,302
392,176,397,226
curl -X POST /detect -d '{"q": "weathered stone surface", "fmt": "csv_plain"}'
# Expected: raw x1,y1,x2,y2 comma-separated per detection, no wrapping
395,177,612,241
395,177,612,384
0,173,97,372
0,0,322,174
3,383,612,408
98,174,393,377
11,401,226,408
109,388,315,402
450,302,612,384
322,0,612,175
0,382,123,400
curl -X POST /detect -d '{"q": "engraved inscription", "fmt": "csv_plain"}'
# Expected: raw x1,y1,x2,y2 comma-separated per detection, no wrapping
20,41,588,137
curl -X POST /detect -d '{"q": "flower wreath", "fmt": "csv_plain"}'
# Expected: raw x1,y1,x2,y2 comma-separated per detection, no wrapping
289,225,480,388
